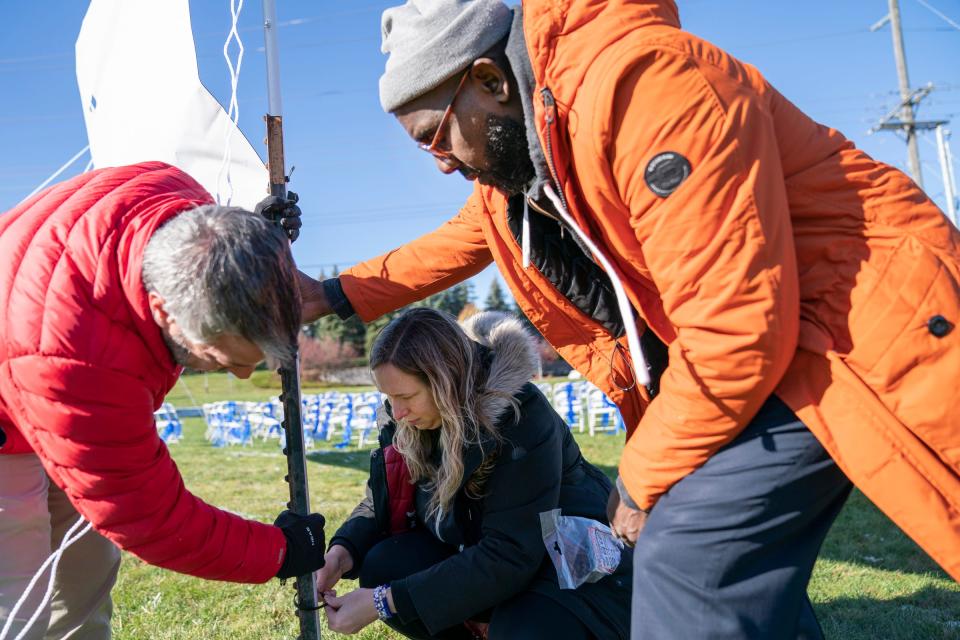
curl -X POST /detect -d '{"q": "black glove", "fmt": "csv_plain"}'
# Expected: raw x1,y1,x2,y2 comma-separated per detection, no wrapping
274,510,326,579
255,191,302,243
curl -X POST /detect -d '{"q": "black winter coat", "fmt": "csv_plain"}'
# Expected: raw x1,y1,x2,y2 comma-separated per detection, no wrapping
330,314,632,638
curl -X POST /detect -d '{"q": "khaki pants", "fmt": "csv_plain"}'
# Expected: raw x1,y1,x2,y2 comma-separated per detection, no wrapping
0,455,119,640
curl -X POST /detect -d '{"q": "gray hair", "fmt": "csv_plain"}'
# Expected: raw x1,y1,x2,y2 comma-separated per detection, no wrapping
142,204,302,364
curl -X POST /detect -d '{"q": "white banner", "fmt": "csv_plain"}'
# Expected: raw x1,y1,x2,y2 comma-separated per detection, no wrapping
76,0,268,210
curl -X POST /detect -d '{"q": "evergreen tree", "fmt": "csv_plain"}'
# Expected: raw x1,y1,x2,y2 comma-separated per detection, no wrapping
327,266,366,355
483,278,511,312
427,282,474,317
340,314,367,356
364,309,402,358
304,266,366,356
307,268,345,342
362,282,476,359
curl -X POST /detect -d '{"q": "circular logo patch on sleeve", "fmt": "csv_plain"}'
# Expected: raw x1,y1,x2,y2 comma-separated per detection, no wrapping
644,151,692,198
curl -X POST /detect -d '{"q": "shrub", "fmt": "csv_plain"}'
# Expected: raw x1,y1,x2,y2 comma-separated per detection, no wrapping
299,335,360,381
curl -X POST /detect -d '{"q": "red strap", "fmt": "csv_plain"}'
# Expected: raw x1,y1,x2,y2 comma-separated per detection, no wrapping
383,445,416,534
464,620,490,639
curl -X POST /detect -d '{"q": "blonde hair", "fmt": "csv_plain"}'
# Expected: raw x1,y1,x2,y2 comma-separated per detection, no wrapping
370,308,513,526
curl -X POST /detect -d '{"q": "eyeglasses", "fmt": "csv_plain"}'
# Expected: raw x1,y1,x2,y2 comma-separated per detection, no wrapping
418,70,469,163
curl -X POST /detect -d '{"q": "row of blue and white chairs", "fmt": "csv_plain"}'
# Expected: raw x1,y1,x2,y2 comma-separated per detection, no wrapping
156,382,625,448
198,391,384,449
540,381,626,436
154,402,183,443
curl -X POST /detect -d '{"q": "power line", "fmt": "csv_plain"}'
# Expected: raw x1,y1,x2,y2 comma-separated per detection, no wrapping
311,200,463,217
0,63,73,74
914,0,960,31
0,6,382,67
312,208,461,224
732,28,869,49
0,113,75,124
0,52,71,65
252,36,377,55
310,212,451,226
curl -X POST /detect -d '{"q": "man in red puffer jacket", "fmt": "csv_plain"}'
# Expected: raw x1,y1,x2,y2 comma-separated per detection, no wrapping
0,162,324,639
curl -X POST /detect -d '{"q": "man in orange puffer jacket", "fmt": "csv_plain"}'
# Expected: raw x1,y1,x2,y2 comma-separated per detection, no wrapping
299,1,959,638
0,162,325,639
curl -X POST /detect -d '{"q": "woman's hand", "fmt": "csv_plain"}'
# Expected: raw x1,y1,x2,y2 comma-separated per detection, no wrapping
315,544,354,595
324,588,379,635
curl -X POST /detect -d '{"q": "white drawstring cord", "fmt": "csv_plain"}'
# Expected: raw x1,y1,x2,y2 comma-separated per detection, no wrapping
0,515,93,640
522,198,532,269
542,184,650,387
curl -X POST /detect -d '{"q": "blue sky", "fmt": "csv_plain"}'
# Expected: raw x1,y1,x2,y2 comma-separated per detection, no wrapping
2,1,958,305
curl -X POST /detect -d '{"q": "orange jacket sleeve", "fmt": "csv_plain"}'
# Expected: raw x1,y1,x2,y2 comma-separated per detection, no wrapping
604,48,800,510
339,187,494,321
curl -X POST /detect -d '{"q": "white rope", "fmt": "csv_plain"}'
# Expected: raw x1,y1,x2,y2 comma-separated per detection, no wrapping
177,373,200,407
0,516,93,640
216,0,246,206
543,184,650,387
22,146,91,202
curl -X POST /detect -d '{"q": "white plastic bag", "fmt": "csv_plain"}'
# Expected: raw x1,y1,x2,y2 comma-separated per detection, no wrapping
539,509,623,590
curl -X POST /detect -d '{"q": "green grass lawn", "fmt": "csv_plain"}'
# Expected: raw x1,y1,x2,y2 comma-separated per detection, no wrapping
162,370,370,407
111,373,960,639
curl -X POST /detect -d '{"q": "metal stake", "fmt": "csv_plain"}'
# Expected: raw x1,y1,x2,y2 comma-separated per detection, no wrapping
262,1,321,638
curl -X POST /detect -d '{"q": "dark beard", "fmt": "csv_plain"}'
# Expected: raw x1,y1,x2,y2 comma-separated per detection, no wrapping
483,113,536,196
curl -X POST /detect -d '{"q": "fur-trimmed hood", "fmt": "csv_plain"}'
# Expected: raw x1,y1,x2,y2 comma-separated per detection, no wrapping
460,311,539,423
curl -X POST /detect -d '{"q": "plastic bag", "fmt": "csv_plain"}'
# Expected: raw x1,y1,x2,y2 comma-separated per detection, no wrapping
539,509,623,590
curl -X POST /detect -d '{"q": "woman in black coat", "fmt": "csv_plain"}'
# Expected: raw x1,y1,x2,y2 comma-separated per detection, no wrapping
321,308,631,639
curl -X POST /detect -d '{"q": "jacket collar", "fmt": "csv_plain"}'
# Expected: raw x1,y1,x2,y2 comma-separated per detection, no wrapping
116,195,196,382
517,0,680,229
461,311,538,423
522,0,680,98
112,163,216,392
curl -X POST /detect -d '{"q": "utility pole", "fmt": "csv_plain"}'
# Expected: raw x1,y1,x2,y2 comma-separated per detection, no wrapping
888,0,923,187
870,0,950,191
935,126,959,226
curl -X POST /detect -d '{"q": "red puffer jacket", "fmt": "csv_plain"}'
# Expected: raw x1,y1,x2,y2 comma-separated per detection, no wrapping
0,162,286,583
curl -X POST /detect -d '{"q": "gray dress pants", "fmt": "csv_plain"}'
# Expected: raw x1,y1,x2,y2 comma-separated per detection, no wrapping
631,395,852,640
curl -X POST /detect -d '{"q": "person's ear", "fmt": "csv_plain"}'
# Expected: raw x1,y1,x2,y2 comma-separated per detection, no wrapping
470,58,511,104
147,291,172,330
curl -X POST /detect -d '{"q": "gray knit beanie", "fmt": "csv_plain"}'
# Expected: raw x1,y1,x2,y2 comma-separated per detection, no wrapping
379,0,513,113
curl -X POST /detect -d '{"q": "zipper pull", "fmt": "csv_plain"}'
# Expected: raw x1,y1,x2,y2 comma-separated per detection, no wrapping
540,88,556,125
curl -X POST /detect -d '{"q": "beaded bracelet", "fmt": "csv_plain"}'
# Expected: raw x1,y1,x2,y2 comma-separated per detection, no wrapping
373,584,393,620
